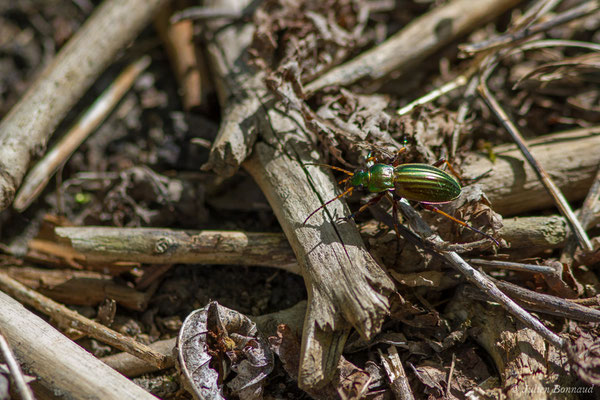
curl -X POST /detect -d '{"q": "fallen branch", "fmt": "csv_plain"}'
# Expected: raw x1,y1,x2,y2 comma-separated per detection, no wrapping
371,201,566,350
54,227,298,273
49,214,587,272
463,126,600,216
305,0,521,92
0,0,168,210
0,290,158,399
0,273,170,369
5,266,150,311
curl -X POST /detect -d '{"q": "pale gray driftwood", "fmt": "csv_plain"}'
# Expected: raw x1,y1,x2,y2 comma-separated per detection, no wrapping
305,0,522,92
0,290,158,399
464,127,600,216
0,0,168,210
55,227,297,272
200,0,266,177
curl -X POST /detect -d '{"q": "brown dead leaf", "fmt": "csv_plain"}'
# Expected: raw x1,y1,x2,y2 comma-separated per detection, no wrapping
567,321,600,385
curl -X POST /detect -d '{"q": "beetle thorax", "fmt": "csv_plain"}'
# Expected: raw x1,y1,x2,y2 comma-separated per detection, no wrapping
366,164,395,193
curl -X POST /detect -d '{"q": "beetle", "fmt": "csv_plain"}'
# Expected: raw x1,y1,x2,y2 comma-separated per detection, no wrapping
304,151,499,246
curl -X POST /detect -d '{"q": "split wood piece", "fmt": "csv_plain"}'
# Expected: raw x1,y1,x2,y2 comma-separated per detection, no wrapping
245,139,394,389
0,290,158,400
463,126,600,216
446,294,577,399
13,56,152,212
305,0,521,93
102,337,177,378
200,0,266,177
499,215,569,250
478,67,592,252
5,266,149,311
0,272,170,369
154,2,206,110
27,237,138,275
378,345,415,400
54,227,298,273
0,0,168,211
102,300,308,377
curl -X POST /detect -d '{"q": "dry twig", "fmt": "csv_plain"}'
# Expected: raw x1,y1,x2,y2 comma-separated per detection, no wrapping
0,330,34,400
154,3,206,110
477,56,592,251
371,201,566,350
54,226,298,272
0,272,170,369
0,290,158,399
13,56,151,212
305,0,521,92
0,0,168,210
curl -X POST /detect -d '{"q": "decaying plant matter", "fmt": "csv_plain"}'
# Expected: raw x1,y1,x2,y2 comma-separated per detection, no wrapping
0,0,599,399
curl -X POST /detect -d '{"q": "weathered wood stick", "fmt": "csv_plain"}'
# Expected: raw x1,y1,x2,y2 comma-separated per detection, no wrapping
54,227,298,272
305,0,521,92
200,0,265,177
101,338,177,378
0,273,169,369
154,3,206,110
52,212,585,272
0,290,158,399
465,127,600,216
0,0,168,210
5,266,149,311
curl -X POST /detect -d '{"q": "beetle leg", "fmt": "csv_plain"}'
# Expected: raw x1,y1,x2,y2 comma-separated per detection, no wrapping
432,158,465,183
304,187,354,224
420,203,500,246
342,191,386,221
391,147,408,167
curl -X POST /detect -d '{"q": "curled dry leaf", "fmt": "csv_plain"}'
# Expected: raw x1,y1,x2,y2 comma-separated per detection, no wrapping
176,301,274,400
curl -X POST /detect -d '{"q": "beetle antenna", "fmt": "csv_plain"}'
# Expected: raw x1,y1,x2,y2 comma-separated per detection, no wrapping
303,187,354,225
304,163,354,177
